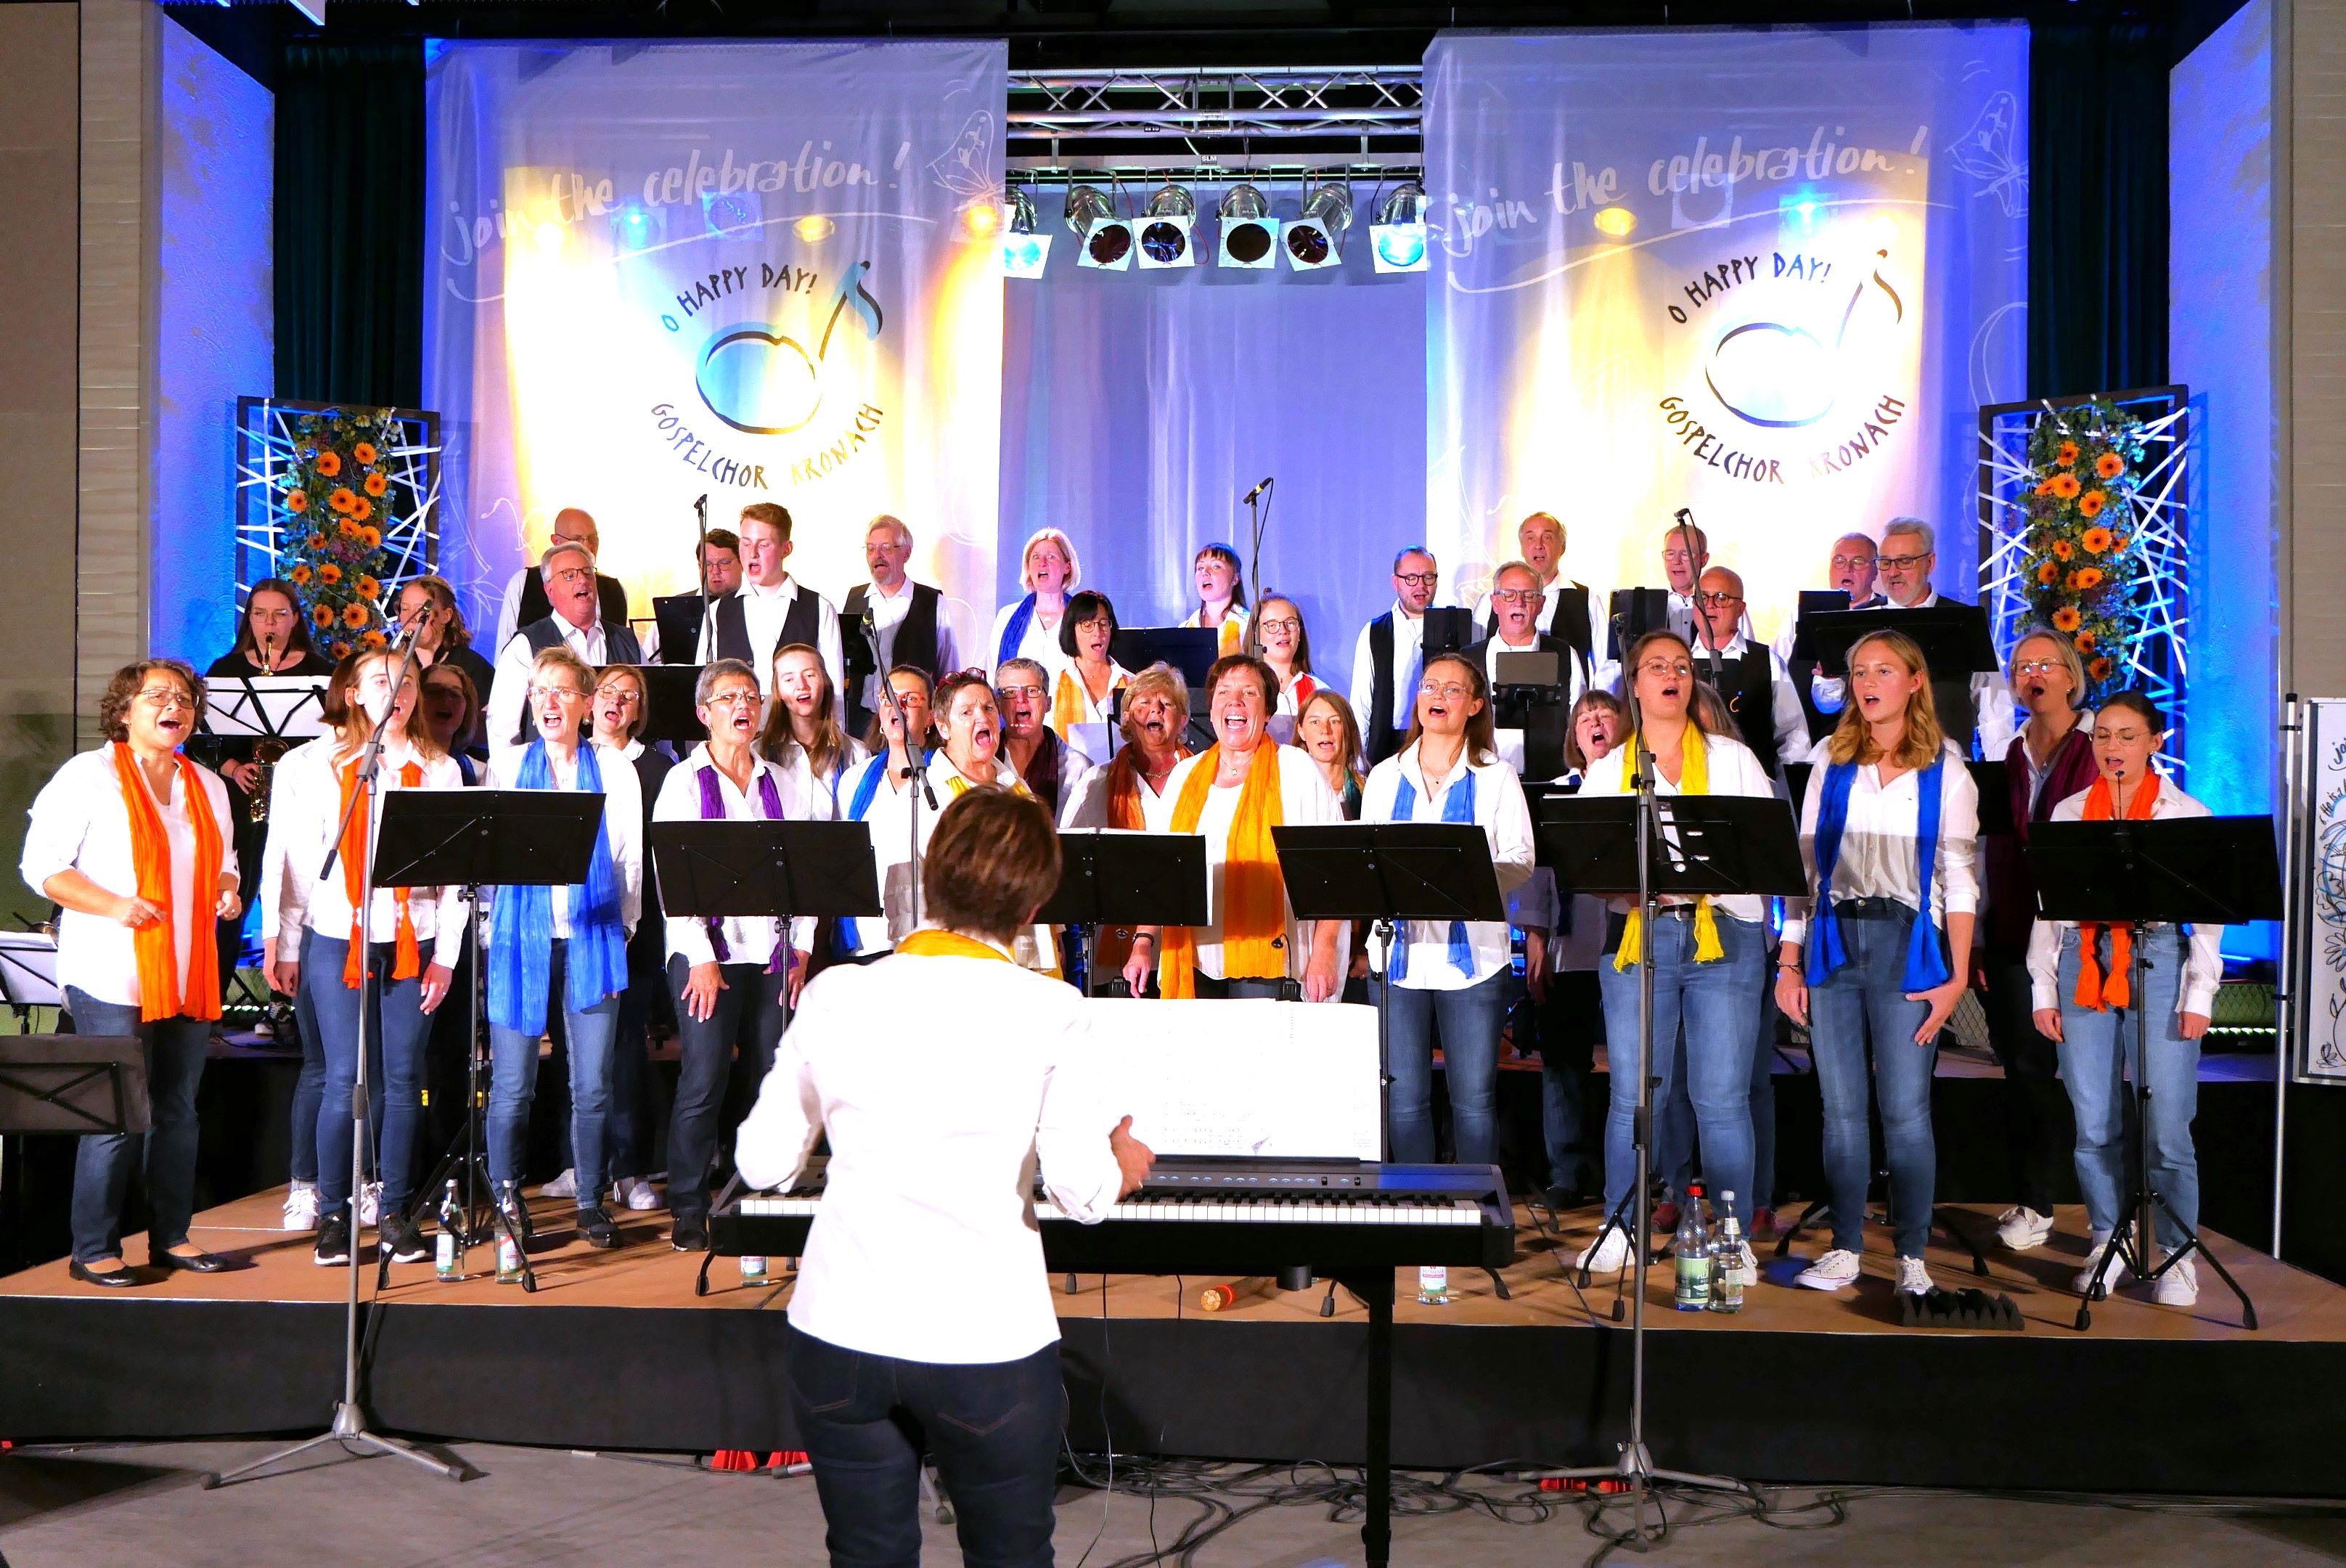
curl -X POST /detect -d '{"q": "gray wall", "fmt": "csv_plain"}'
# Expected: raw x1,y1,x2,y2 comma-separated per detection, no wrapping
2285,0,2346,694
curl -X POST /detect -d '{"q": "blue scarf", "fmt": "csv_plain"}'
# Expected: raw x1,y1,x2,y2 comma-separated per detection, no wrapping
997,592,1037,668
835,752,893,957
488,739,629,1036
1805,756,1950,991
1387,761,1478,981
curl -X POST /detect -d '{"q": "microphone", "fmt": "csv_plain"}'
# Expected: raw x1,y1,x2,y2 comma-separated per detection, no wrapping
1673,507,1693,525
695,494,709,523
1242,476,1273,504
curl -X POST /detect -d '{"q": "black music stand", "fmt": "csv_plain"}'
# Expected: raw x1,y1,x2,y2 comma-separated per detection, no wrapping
652,594,706,668
1111,627,1219,688
1492,649,1572,781
373,788,605,1292
653,820,881,1015
1785,590,1854,662
1038,830,1208,997
639,663,711,748
1606,588,1672,660
2028,814,2281,1331
0,1034,148,1136
0,932,61,1031
1804,603,2000,748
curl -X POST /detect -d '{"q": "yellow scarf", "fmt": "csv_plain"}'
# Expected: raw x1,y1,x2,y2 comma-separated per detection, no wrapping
1611,730,1724,971
1161,742,1286,997
1050,665,1127,742
898,928,1012,963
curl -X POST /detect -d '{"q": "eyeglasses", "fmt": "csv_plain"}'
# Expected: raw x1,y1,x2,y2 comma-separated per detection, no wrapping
703,689,761,709
1256,617,1301,634
1877,552,1932,571
530,684,592,703
1830,553,1876,571
138,688,194,711
1638,658,1694,679
1694,590,1743,607
1418,680,1474,700
1394,571,1438,587
2014,659,2067,677
550,567,592,586
595,685,643,706
1490,589,1542,606
997,684,1047,701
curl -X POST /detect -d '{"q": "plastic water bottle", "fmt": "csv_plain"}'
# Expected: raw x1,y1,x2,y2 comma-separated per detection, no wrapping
494,1183,523,1284
1416,1265,1450,1306
1709,1191,1745,1315
1673,1180,1711,1311
434,1179,465,1281
741,1254,769,1285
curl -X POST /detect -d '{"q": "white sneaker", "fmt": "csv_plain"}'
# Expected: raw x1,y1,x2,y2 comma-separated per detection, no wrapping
1576,1230,1632,1274
1895,1255,1934,1296
2152,1252,2200,1307
282,1181,319,1231
1729,1241,1760,1289
1795,1248,1863,1291
618,1176,661,1212
1994,1205,2055,1252
357,1181,383,1228
541,1168,578,1199
2073,1234,2131,1294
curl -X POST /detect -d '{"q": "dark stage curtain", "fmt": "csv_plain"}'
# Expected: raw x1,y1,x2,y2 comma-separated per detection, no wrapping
2027,18,2170,399
274,41,426,409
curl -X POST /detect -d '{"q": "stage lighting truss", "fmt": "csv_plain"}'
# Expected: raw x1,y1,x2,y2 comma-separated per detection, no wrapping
1066,184,1134,271
1008,66,1420,166
1370,181,1429,274
1001,187,1052,279
1284,180,1352,270
1217,184,1278,270
1136,184,1198,269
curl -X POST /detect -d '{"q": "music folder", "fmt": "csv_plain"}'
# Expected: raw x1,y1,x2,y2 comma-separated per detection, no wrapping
1786,589,1853,661
651,819,881,922
1531,793,1807,900
1272,822,1508,926
1039,829,1210,929
1801,603,2000,678
372,788,605,890
2025,815,2284,928
637,663,712,746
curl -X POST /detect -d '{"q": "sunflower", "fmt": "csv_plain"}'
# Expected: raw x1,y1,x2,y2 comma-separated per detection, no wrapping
286,489,311,514
342,601,370,629
2035,561,2061,585
2053,539,2075,561
2088,656,2114,682
360,629,388,650
356,574,381,599
349,497,373,523
359,525,382,549
329,487,359,515
2052,605,2083,632
315,450,342,478
2096,452,2125,479
317,562,343,585
2082,526,2114,555
2056,441,2080,467
362,471,388,498
2072,567,2104,591
352,441,378,465
313,603,337,629
2050,473,2082,499
2079,491,2107,518
288,563,314,587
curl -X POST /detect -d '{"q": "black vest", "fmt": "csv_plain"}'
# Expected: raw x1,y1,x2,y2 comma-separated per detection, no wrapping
512,616,643,744
1482,580,1593,661
1366,613,1404,766
1696,646,1782,778
519,568,629,636
711,587,820,669
841,581,944,738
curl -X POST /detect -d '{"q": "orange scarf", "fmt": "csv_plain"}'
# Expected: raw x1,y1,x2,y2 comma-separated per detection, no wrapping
339,756,426,988
1106,744,1190,831
1160,742,1287,997
2072,772,2161,1011
113,743,225,1022
1050,666,1127,741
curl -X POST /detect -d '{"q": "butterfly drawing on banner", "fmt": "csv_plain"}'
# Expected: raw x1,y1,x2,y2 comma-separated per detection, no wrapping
1945,89,2028,220
1702,248,1905,430
925,111,999,205
695,263,886,437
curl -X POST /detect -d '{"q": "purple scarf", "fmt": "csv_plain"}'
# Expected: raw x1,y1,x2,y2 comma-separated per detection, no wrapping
698,759,788,971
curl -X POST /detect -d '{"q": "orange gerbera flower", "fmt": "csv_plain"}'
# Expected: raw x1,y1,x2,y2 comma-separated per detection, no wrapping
2053,539,2075,561
317,562,343,585
2082,526,2114,554
360,629,388,650
2034,480,2055,498
359,525,382,549
286,489,311,513
2052,605,2083,632
329,487,359,515
2072,567,2104,591
349,497,373,523
306,531,327,552
342,601,370,629
2079,491,2107,518
362,471,388,497
338,516,362,540
288,563,314,587
356,574,381,599
2050,473,2082,499
352,441,378,465
2056,441,2080,467
2036,561,2061,585
2096,452,2124,479
315,451,342,478
2075,629,2098,650
313,604,337,629
330,639,352,659
2088,656,2114,681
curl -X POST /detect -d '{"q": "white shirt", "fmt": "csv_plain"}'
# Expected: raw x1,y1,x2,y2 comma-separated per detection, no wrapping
1513,866,1609,975
1060,754,1186,830
857,577,960,713
1481,633,1590,776
264,736,467,963
1781,738,1982,949
491,566,530,663
1471,576,1607,661
1360,746,1535,989
1349,600,1429,737
653,744,815,966
1574,728,1780,925
986,597,1073,683
837,750,933,953
486,611,613,769
733,939,1123,1363
1051,663,1131,766
21,747,239,1010
1775,592,1888,718
1142,743,1344,981
2025,780,2224,1018
486,742,644,940
767,735,871,825
698,576,849,722
1180,605,1246,656
1688,633,1809,779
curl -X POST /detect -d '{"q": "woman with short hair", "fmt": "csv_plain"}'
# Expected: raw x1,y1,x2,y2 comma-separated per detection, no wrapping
933,671,1061,973
22,660,241,1286
988,528,1080,679
589,663,671,1212
1061,663,1194,986
1050,589,1131,755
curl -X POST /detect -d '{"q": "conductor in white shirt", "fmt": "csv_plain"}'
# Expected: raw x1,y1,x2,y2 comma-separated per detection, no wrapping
735,787,1155,1568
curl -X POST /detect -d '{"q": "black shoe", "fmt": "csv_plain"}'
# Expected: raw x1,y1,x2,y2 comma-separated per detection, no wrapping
150,1246,232,1274
578,1205,619,1249
671,1213,708,1252
1542,1185,1585,1214
70,1258,139,1289
314,1213,353,1267
377,1212,431,1265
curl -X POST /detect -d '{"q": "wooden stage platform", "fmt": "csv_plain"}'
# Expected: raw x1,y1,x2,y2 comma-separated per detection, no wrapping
4,1185,2339,1495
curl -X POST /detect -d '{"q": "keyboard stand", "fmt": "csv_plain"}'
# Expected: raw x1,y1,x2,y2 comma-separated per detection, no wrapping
1328,1267,1399,1568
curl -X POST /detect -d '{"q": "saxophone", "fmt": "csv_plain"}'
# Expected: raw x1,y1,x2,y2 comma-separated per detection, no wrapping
245,738,290,825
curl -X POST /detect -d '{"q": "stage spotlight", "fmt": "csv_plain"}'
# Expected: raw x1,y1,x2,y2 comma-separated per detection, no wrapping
794,214,835,243
1780,187,1823,237
1593,205,1638,239
1284,180,1352,271
1001,188,1052,279
1217,184,1276,269
1370,181,1429,274
610,203,661,253
1066,184,1134,271
702,189,762,238
1136,183,1198,270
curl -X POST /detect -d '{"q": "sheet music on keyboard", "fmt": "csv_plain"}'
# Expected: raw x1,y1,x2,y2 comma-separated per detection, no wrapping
1082,999,1381,1160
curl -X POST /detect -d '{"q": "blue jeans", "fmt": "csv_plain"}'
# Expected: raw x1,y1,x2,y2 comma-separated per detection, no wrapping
306,933,434,1215
1534,969,1601,1193
608,921,670,1181
488,940,621,1201
1807,900,1941,1258
1750,976,1779,1208
64,989,210,1264
2055,926,2200,1247
288,926,330,1185
1597,913,1765,1228
785,1318,1064,1568
1386,968,1509,1167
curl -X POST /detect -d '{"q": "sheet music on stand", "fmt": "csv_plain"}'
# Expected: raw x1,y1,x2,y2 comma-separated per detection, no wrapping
1084,998,1381,1159
201,674,332,740
0,931,62,1020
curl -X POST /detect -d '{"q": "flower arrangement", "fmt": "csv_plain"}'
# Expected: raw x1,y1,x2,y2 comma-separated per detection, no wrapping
2014,399,2151,703
280,409,401,658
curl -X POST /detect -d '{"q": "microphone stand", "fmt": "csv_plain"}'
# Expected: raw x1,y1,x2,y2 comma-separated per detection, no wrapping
1242,477,1273,656
205,611,466,1490
865,612,936,942
692,493,711,663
